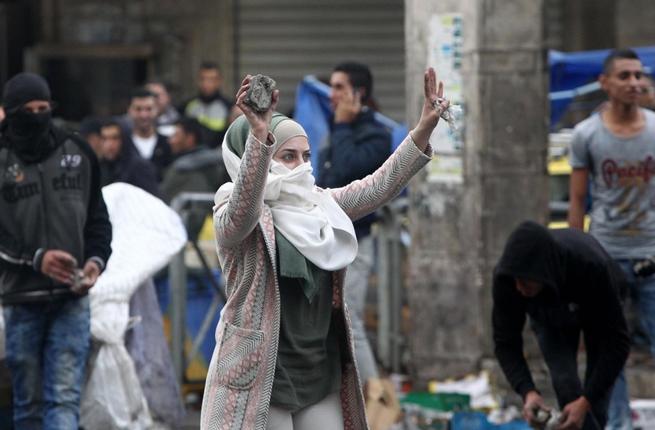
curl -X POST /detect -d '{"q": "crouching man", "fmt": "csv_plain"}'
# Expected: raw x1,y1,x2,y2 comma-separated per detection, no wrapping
492,221,630,430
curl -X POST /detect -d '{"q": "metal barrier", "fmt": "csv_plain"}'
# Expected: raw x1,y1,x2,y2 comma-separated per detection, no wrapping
375,198,408,374
169,192,225,384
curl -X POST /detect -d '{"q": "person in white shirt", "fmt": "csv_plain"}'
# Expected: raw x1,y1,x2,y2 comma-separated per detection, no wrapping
126,88,172,180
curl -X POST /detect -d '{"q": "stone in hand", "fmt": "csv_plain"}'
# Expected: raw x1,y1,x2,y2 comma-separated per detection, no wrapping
244,74,277,112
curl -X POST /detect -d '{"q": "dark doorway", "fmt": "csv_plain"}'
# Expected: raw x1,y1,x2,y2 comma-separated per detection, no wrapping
0,1,36,86
26,44,153,122
41,57,149,121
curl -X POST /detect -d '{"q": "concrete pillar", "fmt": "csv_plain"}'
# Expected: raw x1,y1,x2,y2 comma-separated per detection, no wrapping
561,0,616,51
405,0,549,384
616,0,655,48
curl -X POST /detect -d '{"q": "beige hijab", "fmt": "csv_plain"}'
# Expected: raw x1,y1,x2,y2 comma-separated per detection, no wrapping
214,114,358,271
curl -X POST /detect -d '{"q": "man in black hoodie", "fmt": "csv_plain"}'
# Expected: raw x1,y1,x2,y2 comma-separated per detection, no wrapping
493,221,629,430
0,72,112,428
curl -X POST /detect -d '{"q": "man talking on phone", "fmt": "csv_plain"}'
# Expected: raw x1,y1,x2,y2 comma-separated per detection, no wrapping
317,62,391,387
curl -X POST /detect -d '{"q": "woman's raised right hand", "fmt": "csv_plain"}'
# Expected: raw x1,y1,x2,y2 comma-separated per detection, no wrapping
235,74,280,143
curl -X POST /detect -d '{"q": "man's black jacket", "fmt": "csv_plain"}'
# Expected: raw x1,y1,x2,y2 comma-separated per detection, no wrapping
0,125,112,303
127,133,171,182
316,108,391,239
492,221,629,405
100,125,161,198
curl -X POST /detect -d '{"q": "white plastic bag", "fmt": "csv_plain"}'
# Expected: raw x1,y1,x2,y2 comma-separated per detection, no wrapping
81,183,187,429
80,302,153,430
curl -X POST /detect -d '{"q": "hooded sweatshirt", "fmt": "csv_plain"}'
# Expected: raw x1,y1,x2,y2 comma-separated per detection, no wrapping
492,221,629,405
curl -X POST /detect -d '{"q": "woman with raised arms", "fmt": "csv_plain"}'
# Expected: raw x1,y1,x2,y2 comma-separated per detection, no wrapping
201,68,449,430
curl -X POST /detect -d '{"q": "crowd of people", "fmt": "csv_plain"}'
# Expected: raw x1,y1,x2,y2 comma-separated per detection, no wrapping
0,60,255,429
74,61,235,204
0,47,654,430
0,56,413,429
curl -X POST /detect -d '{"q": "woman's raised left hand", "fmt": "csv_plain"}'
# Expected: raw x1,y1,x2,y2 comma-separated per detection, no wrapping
411,68,449,151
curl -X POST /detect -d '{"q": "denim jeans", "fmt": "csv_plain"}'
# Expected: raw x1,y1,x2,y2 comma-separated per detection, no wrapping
616,260,655,357
3,296,90,430
530,312,611,430
344,235,378,383
605,259,655,430
606,370,632,430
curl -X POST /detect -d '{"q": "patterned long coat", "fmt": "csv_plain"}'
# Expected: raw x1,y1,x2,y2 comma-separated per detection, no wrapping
200,133,431,429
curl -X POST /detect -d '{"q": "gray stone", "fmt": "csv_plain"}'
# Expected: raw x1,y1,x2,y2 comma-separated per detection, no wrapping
244,74,276,113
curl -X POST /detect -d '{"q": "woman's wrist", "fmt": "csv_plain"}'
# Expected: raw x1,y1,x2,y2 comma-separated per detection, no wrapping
410,125,432,151
414,119,437,138
251,126,269,144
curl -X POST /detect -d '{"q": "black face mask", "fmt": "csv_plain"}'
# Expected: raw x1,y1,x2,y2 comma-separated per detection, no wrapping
7,109,51,139
3,110,55,163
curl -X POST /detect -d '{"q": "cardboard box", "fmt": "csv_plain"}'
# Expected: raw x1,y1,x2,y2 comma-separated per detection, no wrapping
366,378,402,430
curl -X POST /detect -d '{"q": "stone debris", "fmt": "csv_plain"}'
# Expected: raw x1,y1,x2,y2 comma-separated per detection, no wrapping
245,74,276,112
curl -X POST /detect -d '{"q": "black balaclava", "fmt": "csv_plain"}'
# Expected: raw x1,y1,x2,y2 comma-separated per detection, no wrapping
1,73,56,164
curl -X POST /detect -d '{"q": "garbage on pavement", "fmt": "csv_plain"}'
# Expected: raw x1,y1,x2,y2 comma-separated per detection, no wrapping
384,372,531,430
428,371,498,411
367,378,403,430
631,399,655,430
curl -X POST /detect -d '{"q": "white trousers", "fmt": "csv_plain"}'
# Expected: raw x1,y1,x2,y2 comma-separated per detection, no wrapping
266,393,344,430
344,235,379,382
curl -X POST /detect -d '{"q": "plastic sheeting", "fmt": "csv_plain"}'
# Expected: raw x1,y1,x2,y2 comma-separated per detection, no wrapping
81,183,187,430
87,183,187,303
126,279,186,427
81,300,153,430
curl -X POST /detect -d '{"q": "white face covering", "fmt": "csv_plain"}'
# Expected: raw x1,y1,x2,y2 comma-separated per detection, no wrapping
265,160,317,207
215,136,358,271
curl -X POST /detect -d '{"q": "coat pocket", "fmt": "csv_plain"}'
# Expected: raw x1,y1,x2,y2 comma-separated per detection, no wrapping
216,322,265,390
